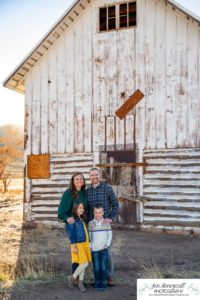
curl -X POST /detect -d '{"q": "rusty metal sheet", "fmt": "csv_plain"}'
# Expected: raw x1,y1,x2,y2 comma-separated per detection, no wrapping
115,89,144,119
27,154,50,179
118,199,137,225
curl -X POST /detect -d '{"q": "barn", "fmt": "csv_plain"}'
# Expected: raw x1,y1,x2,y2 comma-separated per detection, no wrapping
4,0,200,234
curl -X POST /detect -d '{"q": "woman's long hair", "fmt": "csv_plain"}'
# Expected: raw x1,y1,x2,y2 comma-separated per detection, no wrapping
69,173,86,199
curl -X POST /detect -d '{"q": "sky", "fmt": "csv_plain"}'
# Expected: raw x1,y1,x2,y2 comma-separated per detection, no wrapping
0,0,200,126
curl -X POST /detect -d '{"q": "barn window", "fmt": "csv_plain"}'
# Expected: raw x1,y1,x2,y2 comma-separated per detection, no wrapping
99,1,136,32
99,6,116,31
120,2,136,28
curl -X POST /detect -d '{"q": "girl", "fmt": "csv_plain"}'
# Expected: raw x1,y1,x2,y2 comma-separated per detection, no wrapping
67,202,91,292
58,173,88,274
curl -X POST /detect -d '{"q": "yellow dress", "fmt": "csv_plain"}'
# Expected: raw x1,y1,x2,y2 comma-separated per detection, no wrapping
71,222,92,264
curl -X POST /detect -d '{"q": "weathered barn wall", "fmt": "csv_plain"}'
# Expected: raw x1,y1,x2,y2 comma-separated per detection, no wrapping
25,0,200,157
142,148,200,232
23,0,200,227
25,153,93,223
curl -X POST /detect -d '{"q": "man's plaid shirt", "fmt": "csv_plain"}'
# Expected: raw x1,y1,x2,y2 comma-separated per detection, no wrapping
86,181,119,222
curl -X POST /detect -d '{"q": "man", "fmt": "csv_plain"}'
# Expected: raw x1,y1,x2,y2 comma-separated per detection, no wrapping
86,167,119,287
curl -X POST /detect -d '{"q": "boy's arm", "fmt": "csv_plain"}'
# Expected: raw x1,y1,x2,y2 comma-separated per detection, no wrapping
88,222,92,242
88,231,92,242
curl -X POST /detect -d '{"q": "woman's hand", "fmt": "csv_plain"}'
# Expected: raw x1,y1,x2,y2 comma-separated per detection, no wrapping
67,217,75,224
72,244,78,254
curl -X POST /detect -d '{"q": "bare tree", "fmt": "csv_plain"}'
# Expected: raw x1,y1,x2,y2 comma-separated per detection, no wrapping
1,170,12,193
0,125,23,192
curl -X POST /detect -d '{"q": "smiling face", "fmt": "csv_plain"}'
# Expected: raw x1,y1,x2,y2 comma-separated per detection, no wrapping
76,203,84,217
73,174,84,190
94,207,104,221
89,169,100,186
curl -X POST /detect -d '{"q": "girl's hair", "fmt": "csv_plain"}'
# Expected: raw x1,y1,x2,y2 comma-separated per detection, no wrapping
72,202,85,220
69,173,86,199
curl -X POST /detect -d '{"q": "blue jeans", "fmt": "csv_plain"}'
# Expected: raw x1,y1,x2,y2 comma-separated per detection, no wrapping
107,245,114,278
92,249,108,289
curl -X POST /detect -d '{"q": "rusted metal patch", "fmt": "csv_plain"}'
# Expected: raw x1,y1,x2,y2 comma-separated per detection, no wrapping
27,154,50,179
115,89,144,119
118,199,137,225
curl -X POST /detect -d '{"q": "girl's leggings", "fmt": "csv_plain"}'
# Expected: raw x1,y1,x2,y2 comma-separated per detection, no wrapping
72,263,88,281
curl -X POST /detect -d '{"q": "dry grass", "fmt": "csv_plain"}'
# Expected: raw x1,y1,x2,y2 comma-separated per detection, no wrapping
0,192,69,286
140,262,200,280
140,263,163,279
15,253,57,281
0,193,23,283
0,193,46,282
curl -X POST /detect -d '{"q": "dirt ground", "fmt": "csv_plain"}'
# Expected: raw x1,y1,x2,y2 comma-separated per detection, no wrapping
1,193,200,300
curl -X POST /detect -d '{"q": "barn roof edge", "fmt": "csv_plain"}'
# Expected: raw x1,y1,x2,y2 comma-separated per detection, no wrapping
3,0,200,94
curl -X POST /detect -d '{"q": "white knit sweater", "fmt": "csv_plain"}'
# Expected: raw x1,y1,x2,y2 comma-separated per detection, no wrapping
88,218,112,251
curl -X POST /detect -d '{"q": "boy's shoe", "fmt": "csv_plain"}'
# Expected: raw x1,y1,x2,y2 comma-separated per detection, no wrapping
95,282,100,289
100,282,107,291
68,275,75,289
107,277,115,287
96,288,106,291
78,280,86,292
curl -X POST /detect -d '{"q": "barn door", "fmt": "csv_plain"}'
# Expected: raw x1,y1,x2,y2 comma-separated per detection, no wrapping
99,148,137,225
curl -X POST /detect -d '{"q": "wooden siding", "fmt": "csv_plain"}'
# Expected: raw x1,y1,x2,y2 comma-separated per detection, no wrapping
23,0,200,230
24,0,200,157
142,148,200,230
30,153,94,223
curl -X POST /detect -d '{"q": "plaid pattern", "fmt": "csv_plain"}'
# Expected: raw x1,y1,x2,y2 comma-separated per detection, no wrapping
86,182,119,222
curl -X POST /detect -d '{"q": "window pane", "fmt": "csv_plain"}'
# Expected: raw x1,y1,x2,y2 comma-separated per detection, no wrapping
129,2,137,26
108,18,116,30
108,6,115,18
99,7,107,31
120,3,127,16
120,16,127,28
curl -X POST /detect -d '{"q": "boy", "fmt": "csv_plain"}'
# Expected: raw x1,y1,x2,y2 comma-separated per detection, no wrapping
88,204,112,291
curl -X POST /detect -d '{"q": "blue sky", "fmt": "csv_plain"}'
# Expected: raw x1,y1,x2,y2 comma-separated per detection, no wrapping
0,0,74,126
0,0,200,126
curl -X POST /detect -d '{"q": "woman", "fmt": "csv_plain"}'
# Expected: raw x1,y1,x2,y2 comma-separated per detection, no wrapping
58,172,88,274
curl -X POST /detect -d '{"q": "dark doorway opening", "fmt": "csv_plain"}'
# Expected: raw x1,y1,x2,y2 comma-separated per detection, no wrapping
99,146,137,225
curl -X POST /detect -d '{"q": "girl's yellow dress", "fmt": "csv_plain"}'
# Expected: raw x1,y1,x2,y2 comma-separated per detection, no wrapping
71,222,92,264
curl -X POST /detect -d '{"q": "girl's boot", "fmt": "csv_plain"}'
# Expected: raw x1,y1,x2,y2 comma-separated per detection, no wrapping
78,280,86,292
68,275,75,289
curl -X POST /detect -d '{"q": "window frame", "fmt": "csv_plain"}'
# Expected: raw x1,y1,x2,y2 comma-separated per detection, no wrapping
99,1,137,33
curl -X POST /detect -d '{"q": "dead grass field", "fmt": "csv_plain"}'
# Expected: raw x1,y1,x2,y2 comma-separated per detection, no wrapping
1,191,200,300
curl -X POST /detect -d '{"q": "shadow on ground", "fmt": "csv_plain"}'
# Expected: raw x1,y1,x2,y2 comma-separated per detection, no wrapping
4,225,200,300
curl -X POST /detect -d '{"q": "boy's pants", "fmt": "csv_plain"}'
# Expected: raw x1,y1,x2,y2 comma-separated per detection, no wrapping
92,249,108,289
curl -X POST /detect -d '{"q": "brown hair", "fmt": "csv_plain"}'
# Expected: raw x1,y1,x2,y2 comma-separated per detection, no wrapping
89,167,100,174
72,202,85,220
94,204,104,211
69,173,86,199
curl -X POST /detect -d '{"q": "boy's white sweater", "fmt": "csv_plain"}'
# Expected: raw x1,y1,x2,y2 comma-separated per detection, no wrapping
88,218,112,251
